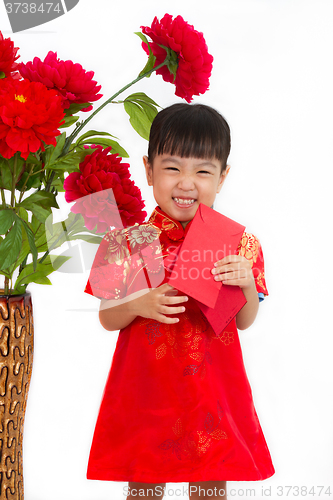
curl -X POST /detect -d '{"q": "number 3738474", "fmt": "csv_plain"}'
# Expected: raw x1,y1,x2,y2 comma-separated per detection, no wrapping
5,3,61,14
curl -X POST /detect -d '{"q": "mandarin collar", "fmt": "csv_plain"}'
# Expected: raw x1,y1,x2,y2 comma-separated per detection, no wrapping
148,206,193,242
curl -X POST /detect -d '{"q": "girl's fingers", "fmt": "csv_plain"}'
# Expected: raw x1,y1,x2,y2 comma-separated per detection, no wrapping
164,295,188,304
214,270,248,281
156,315,180,324
214,255,244,266
159,283,177,293
158,305,186,315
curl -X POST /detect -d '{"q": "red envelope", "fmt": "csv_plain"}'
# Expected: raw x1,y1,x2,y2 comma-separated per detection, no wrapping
196,285,247,336
168,203,247,335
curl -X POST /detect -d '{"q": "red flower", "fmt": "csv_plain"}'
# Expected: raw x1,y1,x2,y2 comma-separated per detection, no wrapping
64,146,147,232
19,51,102,112
0,78,64,160
0,31,20,79
141,14,213,103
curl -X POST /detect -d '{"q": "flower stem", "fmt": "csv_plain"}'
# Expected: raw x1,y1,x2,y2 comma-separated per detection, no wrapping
39,217,77,264
1,188,6,207
45,171,56,192
4,276,9,295
18,163,35,204
11,153,18,207
62,61,167,156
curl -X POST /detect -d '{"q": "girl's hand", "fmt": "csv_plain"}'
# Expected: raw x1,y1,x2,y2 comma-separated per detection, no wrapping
211,255,255,289
135,283,188,324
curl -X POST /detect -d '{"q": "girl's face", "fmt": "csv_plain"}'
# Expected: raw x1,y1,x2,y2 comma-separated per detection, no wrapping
143,154,230,228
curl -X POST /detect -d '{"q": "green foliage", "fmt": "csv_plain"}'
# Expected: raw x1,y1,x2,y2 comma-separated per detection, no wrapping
59,115,80,128
0,209,16,234
75,130,129,157
0,158,13,190
135,32,157,77
162,46,178,82
0,218,22,270
0,31,169,295
124,92,160,140
14,254,70,290
65,102,91,115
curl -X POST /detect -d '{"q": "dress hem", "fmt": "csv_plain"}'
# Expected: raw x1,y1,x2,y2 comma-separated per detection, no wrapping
87,464,275,483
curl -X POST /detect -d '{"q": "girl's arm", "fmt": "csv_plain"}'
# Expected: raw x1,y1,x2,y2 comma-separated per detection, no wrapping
211,254,259,330
234,278,259,330
99,283,188,331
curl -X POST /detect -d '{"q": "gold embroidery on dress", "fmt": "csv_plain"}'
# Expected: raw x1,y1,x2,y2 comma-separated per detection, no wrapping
105,229,130,264
149,209,180,233
158,401,228,462
140,310,213,379
156,343,167,359
213,330,234,346
237,232,260,267
126,224,161,248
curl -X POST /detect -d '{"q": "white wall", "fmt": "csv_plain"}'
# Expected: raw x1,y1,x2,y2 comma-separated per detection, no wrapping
1,0,332,498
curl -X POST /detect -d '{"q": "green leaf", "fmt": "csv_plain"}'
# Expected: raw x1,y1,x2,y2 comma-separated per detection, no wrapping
6,231,30,276
125,92,160,107
32,275,52,285
15,254,70,288
59,115,79,129
75,130,118,146
20,219,38,271
51,174,66,191
20,191,59,210
0,158,12,190
18,207,29,223
0,209,16,235
46,162,80,172
53,149,92,166
140,101,159,123
0,219,22,269
123,101,153,140
65,102,91,116
15,163,43,191
47,132,67,165
12,283,27,295
70,234,103,245
0,71,5,79
78,139,129,157
135,32,157,78
23,154,40,165
161,45,178,81
31,214,41,233
0,269,11,279
135,31,151,47
7,155,26,185
29,203,52,224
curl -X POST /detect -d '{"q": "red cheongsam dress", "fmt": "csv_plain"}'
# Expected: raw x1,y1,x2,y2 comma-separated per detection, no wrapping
84,206,275,483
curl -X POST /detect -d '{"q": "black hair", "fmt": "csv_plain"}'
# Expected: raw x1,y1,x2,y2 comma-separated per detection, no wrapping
147,103,231,173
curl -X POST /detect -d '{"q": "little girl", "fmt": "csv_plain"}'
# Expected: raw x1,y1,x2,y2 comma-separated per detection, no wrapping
84,103,275,499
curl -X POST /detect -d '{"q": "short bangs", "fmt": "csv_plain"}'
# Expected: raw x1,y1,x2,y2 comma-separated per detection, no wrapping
148,104,231,172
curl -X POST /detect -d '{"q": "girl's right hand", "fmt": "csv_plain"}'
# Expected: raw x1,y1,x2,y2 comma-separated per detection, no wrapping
135,283,188,324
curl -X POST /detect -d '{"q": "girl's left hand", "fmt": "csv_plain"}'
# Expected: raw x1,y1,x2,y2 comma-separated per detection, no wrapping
211,255,255,289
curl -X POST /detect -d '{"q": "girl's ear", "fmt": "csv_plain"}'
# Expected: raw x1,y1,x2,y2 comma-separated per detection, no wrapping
143,156,153,186
217,164,231,193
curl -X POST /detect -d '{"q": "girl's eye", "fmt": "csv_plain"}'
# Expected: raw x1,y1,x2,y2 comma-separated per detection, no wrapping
166,167,179,171
198,171,210,174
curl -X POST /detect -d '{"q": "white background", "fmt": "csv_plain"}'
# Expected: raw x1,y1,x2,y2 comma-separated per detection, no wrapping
1,0,333,499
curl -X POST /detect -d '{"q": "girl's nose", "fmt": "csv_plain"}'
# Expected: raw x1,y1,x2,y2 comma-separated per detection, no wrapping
177,175,196,191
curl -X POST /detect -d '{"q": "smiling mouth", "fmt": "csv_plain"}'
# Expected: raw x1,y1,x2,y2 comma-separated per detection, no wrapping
173,197,197,206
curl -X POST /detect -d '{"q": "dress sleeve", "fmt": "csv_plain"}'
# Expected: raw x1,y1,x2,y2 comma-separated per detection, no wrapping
84,228,131,301
236,232,268,298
